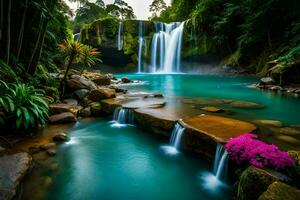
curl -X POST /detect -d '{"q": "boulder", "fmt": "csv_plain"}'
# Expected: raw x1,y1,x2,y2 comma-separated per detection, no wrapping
91,75,111,86
49,112,77,124
107,73,116,80
63,99,78,106
260,77,274,85
237,166,289,200
90,102,102,117
67,75,97,90
74,89,89,100
88,88,116,101
40,143,56,150
258,182,300,200
200,106,224,113
29,146,40,154
0,153,32,200
269,86,283,91
53,133,70,142
80,107,91,117
46,149,57,156
288,150,300,165
121,77,132,83
49,104,73,114
254,120,283,127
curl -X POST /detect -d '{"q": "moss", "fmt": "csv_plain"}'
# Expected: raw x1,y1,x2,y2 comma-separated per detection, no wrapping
258,182,300,200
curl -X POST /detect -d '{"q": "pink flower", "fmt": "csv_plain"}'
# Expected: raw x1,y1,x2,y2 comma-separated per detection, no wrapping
225,133,295,170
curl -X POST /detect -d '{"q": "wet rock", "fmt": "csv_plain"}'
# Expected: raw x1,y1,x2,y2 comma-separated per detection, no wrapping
107,73,116,80
46,149,57,156
67,75,97,90
90,102,102,117
269,86,283,91
229,100,264,109
260,77,274,85
49,104,73,114
29,146,40,154
200,106,224,113
74,89,89,100
258,181,300,200
40,143,56,150
91,74,111,86
49,112,77,124
121,77,132,83
238,166,288,200
254,120,283,127
153,93,164,98
0,153,32,200
279,127,300,139
80,107,91,117
88,87,116,101
108,85,127,93
53,133,70,142
101,98,128,115
63,99,78,106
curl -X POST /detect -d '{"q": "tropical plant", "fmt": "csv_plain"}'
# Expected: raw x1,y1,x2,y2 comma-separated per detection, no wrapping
79,45,102,74
0,81,49,130
225,133,295,170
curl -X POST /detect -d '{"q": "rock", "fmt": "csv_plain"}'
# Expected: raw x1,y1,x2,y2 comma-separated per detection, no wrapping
40,143,56,150
279,127,300,139
258,181,300,200
107,73,116,80
254,120,283,127
91,74,111,86
63,99,78,106
49,104,73,114
108,86,127,93
0,146,5,154
29,146,40,154
49,112,77,124
101,98,128,115
67,75,97,90
288,151,300,165
88,88,116,101
74,89,89,100
90,102,102,117
237,166,287,200
269,86,283,91
53,133,70,142
261,77,274,85
80,107,91,117
121,77,132,83
46,149,57,156
230,100,264,109
201,106,224,113
153,93,164,98
0,153,32,200
67,69,80,77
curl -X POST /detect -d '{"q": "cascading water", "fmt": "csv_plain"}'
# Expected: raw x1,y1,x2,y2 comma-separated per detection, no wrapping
117,21,123,51
150,22,185,73
161,122,185,155
213,144,229,181
112,107,134,127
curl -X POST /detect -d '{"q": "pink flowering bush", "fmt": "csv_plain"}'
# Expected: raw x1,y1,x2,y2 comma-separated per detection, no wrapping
225,133,295,170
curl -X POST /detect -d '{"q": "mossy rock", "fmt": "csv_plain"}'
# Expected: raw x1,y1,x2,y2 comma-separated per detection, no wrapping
258,181,300,200
90,102,102,117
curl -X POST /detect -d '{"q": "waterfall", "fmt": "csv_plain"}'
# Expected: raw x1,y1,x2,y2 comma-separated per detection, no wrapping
117,21,123,50
213,144,229,181
149,22,185,73
137,20,145,73
112,108,134,126
161,122,185,155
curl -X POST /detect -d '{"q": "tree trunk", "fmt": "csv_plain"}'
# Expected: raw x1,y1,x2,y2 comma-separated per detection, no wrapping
60,56,75,100
6,0,11,65
16,0,28,62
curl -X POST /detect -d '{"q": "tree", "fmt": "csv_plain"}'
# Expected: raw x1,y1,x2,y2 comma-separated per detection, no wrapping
149,0,167,18
107,0,136,20
79,45,101,74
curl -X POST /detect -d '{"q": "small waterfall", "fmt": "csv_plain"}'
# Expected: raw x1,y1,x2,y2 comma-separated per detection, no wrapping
117,21,123,50
161,122,185,155
137,20,145,73
213,144,229,181
149,22,185,73
112,107,134,126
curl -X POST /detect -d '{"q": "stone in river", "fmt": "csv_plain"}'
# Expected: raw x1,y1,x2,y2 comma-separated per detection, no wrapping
49,112,77,124
229,100,264,109
46,149,57,156
88,88,116,101
40,143,56,150
121,77,132,83
254,120,283,127
53,133,70,142
201,106,224,113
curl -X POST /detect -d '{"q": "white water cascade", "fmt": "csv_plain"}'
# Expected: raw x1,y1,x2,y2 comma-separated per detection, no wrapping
138,20,147,73
213,144,229,181
161,122,185,155
112,108,134,127
150,22,185,73
117,21,123,50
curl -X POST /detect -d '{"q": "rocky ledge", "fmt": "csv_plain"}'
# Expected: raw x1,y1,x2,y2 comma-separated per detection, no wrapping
0,153,32,200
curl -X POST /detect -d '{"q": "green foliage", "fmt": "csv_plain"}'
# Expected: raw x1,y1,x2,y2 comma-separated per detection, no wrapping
79,45,102,72
0,59,19,82
149,0,167,19
0,81,49,131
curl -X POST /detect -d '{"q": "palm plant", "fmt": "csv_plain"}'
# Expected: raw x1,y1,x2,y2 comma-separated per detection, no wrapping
0,81,49,131
58,39,83,98
79,45,102,74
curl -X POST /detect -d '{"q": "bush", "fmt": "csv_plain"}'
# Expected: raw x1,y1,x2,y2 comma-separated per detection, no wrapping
225,133,294,170
0,81,49,131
